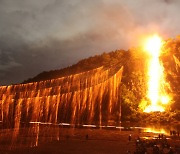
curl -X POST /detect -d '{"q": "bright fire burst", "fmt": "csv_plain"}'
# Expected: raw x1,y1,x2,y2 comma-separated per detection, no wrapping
143,34,171,113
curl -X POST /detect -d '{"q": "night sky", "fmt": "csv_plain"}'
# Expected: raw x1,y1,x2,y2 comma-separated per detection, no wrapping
0,0,180,85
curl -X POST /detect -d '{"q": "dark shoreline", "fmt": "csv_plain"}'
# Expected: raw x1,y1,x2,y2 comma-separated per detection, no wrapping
0,124,180,154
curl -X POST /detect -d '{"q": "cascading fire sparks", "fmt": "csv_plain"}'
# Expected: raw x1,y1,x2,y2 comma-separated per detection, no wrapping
143,34,171,113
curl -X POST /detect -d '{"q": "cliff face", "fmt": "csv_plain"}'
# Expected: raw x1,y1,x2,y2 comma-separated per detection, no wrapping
0,36,180,129
0,65,123,128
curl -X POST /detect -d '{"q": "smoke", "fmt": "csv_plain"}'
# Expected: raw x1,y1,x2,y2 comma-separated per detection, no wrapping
0,0,180,85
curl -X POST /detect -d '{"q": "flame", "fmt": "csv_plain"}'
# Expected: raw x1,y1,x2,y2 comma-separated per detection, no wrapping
143,34,171,113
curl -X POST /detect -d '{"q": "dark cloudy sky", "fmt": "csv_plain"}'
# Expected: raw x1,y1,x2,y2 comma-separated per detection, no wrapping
0,0,180,85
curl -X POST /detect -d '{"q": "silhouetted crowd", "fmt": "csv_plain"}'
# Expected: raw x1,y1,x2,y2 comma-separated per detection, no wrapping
134,135,172,154
170,130,179,137
127,133,180,154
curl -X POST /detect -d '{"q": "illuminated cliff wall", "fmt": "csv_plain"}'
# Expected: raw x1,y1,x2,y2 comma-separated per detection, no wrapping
0,65,123,128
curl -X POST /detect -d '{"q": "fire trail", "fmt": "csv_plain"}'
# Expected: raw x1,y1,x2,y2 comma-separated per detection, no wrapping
143,34,171,112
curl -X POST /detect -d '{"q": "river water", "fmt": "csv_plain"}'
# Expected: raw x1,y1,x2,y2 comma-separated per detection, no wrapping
0,122,179,151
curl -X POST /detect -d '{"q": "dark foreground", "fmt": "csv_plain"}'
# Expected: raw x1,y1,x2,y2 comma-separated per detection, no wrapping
0,126,180,154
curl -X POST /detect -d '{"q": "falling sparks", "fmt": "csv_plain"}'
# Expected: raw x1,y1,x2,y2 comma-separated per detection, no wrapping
143,34,171,113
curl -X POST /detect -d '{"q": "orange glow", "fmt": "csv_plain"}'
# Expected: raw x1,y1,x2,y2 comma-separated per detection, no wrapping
144,127,168,135
142,34,171,113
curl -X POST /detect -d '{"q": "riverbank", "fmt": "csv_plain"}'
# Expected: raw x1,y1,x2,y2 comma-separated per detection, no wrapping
0,127,180,154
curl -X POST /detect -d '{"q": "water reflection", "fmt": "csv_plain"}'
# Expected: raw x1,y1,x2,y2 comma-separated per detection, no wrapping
0,122,179,152
144,127,169,135
142,124,180,136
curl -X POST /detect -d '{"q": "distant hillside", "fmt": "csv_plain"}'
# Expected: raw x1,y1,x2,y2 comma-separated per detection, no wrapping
22,35,180,121
23,50,127,83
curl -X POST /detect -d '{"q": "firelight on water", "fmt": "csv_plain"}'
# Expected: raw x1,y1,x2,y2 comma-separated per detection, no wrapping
143,34,171,113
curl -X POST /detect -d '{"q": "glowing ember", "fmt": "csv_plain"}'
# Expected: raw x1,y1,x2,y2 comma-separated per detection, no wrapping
144,127,168,135
143,34,171,113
